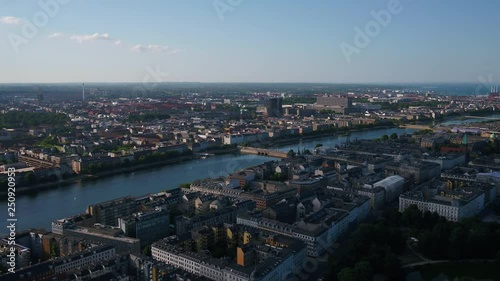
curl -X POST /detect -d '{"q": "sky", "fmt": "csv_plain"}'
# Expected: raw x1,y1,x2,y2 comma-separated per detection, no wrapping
0,0,499,84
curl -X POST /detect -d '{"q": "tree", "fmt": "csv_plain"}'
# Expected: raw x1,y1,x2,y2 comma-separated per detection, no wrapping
50,240,58,257
270,172,285,181
402,205,423,228
456,278,492,281
422,211,435,230
0,179,8,189
430,222,451,259
390,133,398,140
381,134,389,141
383,253,403,281
142,245,151,256
47,174,58,182
61,172,72,180
36,135,59,148
448,226,468,259
382,209,402,227
353,261,373,281
24,173,36,185
0,111,69,127
287,149,296,158
338,267,356,281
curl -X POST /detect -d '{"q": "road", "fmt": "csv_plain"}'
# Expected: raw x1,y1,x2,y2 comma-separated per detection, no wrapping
402,259,495,269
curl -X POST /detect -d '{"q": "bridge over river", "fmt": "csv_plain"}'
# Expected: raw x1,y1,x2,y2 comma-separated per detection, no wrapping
239,147,289,158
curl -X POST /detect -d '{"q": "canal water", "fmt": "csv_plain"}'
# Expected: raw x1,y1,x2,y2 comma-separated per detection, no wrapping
436,114,500,126
1,127,415,233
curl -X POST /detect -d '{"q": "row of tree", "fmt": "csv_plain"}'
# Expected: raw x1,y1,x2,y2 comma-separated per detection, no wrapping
81,150,192,175
327,205,500,281
402,205,500,260
0,172,60,189
0,111,69,127
327,220,406,281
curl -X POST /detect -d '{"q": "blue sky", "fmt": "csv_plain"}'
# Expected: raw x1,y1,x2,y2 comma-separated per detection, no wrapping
0,0,499,83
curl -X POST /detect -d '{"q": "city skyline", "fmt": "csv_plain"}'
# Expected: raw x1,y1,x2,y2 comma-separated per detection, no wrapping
1,0,500,83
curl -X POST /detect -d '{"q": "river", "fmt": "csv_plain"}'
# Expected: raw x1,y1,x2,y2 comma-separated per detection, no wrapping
0,127,415,233
436,114,500,126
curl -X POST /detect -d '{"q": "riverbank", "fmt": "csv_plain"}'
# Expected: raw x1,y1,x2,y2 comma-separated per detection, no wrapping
6,127,399,196
3,147,242,196
5,125,411,197
3,155,201,195
265,125,397,148
1,127,416,231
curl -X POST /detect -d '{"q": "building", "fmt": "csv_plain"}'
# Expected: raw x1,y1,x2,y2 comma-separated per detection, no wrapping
421,154,466,170
316,95,352,114
176,202,255,236
152,229,307,281
86,196,137,226
238,196,370,256
399,184,486,222
265,98,283,117
0,239,31,269
223,132,269,145
52,219,141,254
356,186,386,210
385,161,441,184
0,246,116,281
288,178,325,199
118,208,169,247
372,175,404,203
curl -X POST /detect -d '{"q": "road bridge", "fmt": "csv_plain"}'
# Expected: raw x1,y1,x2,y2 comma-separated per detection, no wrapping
239,147,288,158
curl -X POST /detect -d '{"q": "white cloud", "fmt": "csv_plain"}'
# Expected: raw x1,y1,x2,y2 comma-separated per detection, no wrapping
131,44,180,54
114,40,122,46
0,16,23,25
48,32,65,39
70,32,114,43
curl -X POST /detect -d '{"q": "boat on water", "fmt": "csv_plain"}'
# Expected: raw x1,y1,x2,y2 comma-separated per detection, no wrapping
196,153,215,159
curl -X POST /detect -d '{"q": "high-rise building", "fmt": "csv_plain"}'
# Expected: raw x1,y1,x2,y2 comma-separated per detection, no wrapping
266,98,283,117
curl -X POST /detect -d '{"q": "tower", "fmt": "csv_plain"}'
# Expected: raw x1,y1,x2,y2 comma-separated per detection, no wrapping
82,83,85,101
36,86,43,103
265,98,283,117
